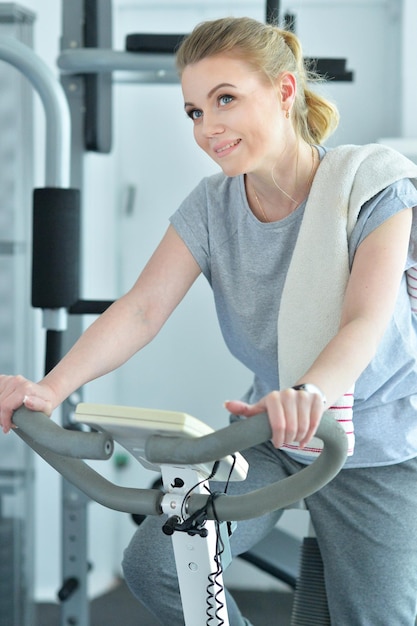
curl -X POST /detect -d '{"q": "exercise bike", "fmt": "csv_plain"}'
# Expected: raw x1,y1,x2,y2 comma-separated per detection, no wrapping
12,403,348,625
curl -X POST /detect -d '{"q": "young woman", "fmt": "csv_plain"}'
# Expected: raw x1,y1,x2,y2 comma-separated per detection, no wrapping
2,16,417,624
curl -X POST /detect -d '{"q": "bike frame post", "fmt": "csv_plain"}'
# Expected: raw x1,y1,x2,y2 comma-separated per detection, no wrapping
160,465,230,626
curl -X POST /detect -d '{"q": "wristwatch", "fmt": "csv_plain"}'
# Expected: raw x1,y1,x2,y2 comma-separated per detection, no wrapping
292,383,327,406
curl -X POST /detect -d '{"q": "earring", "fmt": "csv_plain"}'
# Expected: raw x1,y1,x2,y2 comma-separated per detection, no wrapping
286,109,290,119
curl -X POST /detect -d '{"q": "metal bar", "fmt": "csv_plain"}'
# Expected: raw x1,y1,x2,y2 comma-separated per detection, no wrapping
58,48,178,83
266,0,280,23
0,35,70,187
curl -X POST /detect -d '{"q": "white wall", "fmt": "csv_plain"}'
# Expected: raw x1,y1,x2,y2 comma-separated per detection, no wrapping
282,0,402,146
401,0,417,138
5,0,414,602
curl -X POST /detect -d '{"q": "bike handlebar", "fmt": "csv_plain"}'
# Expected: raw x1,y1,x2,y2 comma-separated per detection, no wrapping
13,408,114,459
12,406,348,521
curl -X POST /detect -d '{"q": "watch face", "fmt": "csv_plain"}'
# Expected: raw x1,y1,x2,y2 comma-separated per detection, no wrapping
292,384,326,405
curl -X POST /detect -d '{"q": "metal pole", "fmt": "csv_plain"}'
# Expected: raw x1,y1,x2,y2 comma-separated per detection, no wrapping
266,0,281,24
0,35,70,187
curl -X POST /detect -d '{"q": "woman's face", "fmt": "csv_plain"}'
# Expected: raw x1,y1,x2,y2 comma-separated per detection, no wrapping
181,54,292,178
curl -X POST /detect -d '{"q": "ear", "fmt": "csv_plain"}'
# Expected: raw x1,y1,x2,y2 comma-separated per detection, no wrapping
278,71,296,112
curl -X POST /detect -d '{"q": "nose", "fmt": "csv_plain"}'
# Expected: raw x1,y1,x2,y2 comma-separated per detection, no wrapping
201,111,225,137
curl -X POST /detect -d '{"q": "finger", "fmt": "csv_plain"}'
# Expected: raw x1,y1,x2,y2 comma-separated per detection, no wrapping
268,388,311,447
1,396,22,434
224,399,265,417
262,391,289,448
1,397,25,433
1,408,18,434
288,389,313,444
0,376,36,433
299,394,324,448
23,394,52,416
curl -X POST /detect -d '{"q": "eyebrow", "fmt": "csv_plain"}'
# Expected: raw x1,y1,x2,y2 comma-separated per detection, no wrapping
184,82,237,110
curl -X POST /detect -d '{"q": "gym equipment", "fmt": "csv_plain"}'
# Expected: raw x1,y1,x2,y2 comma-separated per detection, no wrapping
0,6,63,625
12,404,348,625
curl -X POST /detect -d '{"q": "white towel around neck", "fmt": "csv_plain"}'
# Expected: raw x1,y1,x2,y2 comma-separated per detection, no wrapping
278,143,417,459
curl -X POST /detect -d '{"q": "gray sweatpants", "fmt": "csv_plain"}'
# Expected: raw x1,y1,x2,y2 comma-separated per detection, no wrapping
122,441,417,625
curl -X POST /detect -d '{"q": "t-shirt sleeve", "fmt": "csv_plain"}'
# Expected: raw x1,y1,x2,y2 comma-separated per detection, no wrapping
348,178,417,268
169,179,211,280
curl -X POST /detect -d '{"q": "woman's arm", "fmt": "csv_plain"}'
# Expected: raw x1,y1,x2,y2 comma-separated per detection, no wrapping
226,207,413,448
0,225,201,432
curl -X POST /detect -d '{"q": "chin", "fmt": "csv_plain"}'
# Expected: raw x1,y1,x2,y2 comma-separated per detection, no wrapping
217,163,246,178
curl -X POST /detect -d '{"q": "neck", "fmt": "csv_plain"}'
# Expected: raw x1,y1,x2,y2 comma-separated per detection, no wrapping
246,142,318,222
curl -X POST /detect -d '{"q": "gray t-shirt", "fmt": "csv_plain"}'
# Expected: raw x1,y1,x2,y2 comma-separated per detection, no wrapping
170,149,417,468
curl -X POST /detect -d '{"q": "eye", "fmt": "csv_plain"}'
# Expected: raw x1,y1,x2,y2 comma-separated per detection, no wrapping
186,108,203,121
218,94,234,106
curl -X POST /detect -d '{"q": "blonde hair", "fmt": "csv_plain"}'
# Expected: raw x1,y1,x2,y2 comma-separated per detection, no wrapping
176,17,339,144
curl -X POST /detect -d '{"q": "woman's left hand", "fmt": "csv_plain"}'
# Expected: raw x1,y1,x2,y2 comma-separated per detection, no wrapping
224,388,325,449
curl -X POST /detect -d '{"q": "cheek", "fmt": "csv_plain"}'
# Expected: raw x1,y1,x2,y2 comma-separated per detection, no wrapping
254,117,280,151
193,127,209,153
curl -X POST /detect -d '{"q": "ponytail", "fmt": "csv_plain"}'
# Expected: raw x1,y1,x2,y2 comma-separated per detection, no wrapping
281,29,339,143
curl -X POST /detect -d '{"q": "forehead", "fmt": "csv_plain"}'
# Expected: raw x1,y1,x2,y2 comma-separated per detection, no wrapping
181,54,267,99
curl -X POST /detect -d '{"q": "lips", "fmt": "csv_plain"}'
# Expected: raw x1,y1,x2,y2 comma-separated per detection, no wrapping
214,139,241,154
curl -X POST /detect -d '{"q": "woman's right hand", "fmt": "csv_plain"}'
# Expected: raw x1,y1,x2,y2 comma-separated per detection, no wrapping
0,375,55,434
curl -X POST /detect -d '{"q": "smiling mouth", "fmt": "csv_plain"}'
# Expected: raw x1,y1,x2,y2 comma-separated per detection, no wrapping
215,139,241,154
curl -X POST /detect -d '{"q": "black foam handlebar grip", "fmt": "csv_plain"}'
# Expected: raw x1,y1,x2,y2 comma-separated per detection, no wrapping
31,188,81,309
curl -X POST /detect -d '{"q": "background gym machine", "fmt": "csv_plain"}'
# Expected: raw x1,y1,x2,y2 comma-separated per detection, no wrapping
0,6,36,625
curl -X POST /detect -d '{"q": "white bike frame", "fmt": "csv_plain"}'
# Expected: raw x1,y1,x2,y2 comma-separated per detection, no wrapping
160,465,231,625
